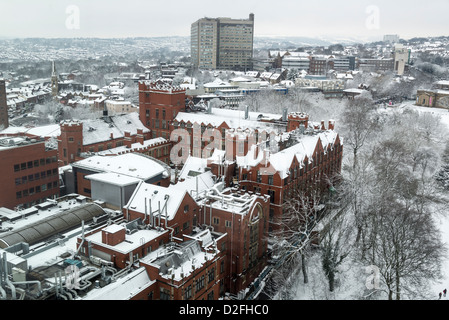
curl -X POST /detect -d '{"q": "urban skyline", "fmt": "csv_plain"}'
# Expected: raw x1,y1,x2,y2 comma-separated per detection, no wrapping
1,0,448,41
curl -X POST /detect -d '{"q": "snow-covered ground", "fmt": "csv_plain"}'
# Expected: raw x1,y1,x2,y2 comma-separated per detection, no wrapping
291,102,449,300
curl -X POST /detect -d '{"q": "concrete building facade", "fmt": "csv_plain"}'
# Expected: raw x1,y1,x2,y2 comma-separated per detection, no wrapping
191,14,255,71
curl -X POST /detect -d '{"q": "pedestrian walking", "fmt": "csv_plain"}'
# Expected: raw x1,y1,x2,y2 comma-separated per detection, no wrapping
439,292,442,300
444,289,447,297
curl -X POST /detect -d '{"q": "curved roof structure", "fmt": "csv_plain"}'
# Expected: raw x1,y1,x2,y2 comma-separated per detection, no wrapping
0,203,105,249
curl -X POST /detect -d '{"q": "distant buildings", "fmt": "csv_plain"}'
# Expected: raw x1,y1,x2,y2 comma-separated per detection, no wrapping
191,14,255,71
384,34,400,44
416,80,449,109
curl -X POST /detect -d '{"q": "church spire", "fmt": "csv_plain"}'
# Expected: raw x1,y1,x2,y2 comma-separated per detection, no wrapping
51,61,59,97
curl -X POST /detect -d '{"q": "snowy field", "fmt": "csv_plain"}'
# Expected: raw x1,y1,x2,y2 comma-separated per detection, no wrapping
291,102,449,300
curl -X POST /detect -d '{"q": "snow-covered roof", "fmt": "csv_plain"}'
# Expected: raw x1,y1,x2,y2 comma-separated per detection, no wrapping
96,137,167,156
124,181,187,221
73,153,168,181
174,108,282,133
0,124,61,138
81,267,155,300
78,113,149,145
237,130,340,179
86,172,142,187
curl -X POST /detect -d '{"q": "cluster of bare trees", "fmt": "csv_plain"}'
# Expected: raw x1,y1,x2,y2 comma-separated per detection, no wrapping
339,94,448,300
261,90,448,300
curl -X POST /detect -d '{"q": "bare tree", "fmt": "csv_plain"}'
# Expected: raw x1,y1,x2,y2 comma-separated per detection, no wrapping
319,212,352,293
270,189,324,283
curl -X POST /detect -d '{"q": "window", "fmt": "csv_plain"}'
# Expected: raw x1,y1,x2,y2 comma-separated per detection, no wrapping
225,220,232,228
213,217,220,225
184,205,189,213
183,221,190,231
268,175,274,186
268,190,275,204
184,285,192,300
208,267,215,283
14,164,20,172
196,275,205,292
160,288,170,300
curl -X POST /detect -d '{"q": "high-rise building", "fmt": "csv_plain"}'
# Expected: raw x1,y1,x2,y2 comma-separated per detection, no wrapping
191,14,255,71
383,34,400,44
394,43,411,76
0,79,8,130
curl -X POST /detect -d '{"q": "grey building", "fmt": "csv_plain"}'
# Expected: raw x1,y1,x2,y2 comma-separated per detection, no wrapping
191,14,255,71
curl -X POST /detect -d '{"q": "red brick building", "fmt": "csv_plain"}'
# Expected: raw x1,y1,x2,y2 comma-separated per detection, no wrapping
0,136,59,210
77,169,269,299
236,127,343,229
139,80,186,140
57,113,157,166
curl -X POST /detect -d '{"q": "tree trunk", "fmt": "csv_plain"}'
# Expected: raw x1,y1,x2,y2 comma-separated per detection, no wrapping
329,272,335,292
301,253,308,284
396,272,401,300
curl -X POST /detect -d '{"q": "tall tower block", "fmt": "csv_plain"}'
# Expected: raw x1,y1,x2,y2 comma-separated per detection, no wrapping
0,79,8,130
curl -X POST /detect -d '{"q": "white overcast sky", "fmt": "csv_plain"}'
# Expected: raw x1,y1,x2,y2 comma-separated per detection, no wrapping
1,0,448,40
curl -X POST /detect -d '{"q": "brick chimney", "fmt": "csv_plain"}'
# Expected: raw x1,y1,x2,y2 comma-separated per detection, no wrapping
124,131,132,148
136,128,144,145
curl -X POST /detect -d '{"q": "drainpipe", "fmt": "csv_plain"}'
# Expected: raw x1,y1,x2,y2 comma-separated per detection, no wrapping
165,201,174,242
2,253,16,300
12,281,42,296
0,286,6,300
144,197,148,225
74,220,85,258
149,199,154,228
